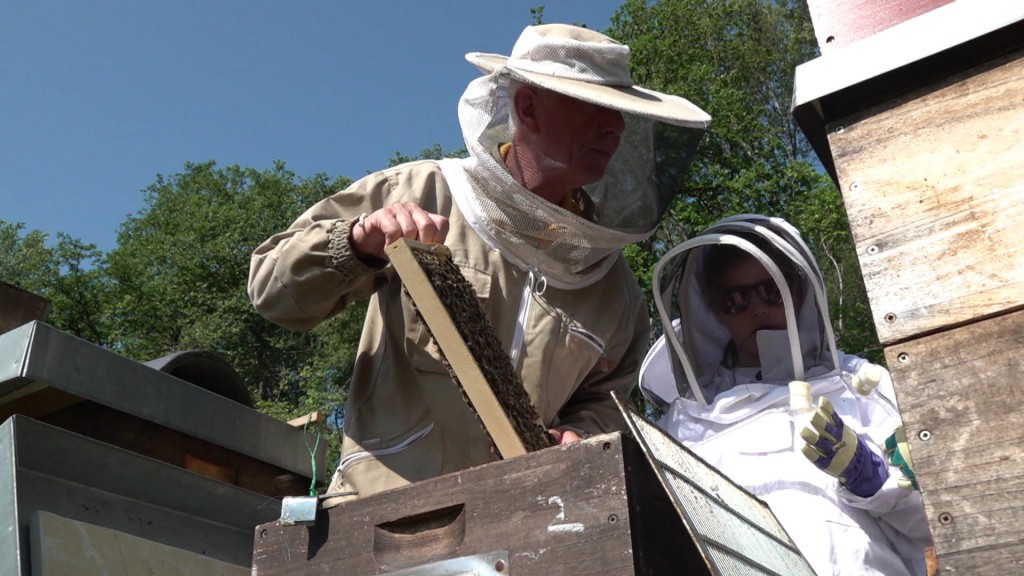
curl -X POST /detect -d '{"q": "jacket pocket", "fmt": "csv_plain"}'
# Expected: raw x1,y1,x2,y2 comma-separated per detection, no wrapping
568,325,608,373
528,319,606,423
336,423,442,496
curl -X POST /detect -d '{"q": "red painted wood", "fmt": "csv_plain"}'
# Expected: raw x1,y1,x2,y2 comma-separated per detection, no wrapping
805,0,954,53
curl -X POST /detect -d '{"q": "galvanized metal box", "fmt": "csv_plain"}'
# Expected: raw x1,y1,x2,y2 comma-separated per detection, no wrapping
0,321,329,573
0,415,276,574
0,321,325,498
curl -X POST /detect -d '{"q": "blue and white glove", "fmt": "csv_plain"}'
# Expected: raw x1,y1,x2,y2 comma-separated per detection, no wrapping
799,397,889,497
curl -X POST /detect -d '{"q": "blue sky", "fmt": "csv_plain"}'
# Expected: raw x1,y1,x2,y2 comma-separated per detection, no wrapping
3,1,623,254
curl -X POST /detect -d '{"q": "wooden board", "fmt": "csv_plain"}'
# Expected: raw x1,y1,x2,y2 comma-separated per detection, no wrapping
884,309,1024,574
0,282,49,335
828,47,1024,345
252,432,709,576
41,401,310,498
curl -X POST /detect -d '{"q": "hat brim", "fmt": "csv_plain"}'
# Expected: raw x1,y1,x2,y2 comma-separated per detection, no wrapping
466,52,711,129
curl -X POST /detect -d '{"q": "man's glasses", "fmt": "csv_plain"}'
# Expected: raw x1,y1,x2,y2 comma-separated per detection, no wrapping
716,277,788,315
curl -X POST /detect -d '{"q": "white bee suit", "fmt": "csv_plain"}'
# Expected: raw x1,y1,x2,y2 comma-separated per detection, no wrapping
640,215,933,576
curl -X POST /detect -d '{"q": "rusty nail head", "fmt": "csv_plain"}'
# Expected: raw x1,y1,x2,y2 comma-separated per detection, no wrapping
919,430,932,441
885,313,897,323
939,513,953,525
603,441,612,451
897,352,909,363
494,559,507,572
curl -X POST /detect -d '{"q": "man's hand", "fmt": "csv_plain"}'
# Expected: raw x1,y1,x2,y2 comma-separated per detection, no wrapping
548,428,582,445
799,397,889,497
351,202,449,261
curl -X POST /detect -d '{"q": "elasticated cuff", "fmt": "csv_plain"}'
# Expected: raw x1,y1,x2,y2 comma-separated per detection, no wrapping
327,218,385,276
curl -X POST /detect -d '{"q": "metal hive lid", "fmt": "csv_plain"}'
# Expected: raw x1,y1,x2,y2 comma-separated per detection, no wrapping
613,391,815,576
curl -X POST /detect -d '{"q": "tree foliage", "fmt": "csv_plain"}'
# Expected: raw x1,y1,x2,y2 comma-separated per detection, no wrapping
386,143,466,168
607,0,882,363
0,222,109,343
100,160,363,427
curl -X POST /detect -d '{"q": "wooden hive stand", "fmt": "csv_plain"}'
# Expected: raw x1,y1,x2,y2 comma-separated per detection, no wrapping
794,2,1024,573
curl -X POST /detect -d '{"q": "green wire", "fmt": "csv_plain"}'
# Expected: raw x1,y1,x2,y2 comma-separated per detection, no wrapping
303,416,322,497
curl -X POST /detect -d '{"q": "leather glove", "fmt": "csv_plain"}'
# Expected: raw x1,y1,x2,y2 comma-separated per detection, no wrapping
799,397,889,497
884,426,919,490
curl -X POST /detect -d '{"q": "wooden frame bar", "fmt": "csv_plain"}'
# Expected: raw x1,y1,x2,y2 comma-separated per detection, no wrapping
384,238,530,459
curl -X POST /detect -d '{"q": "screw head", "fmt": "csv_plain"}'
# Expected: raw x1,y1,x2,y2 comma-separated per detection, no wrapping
897,352,909,363
919,429,932,441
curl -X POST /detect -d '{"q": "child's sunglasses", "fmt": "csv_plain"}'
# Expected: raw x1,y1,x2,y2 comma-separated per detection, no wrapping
717,276,790,315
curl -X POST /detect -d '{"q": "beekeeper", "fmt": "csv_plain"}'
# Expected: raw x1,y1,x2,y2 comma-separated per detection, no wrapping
248,23,710,505
640,214,934,576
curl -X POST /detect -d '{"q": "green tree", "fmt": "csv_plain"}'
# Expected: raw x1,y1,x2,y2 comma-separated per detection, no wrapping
103,161,360,431
0,222,109,343
98,145,467,473
0,222,55,299
606,0,881,363
385,143,467,168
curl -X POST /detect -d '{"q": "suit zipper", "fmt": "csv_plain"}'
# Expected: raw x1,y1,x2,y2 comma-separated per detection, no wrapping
336,422,435,474
510,268,546,371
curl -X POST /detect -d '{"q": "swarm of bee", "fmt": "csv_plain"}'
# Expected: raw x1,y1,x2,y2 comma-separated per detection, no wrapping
403,244,555,453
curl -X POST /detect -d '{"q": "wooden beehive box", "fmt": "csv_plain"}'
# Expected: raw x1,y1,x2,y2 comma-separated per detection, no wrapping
252,432,700,575
251,422,813,576
793,2,1024,573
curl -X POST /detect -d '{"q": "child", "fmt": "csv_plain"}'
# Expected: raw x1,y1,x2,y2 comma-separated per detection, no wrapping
640,214,933,576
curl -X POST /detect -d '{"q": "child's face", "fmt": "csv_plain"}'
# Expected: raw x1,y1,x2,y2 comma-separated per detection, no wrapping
713,255,789,368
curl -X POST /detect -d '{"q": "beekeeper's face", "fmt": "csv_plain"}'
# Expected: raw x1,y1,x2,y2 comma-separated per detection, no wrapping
712,254,790,368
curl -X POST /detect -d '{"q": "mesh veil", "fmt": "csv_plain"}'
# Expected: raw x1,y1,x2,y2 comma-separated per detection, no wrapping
444,72,705,289
647,216,841,406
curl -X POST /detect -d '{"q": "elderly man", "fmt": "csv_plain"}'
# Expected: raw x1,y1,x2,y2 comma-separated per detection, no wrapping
248,23,710,504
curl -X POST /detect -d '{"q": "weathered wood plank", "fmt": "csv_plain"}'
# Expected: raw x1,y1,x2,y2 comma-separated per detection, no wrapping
829,47,1024,345
0,282,49,335
42,402,311,498
252,433,707,575
884,309,1024,573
